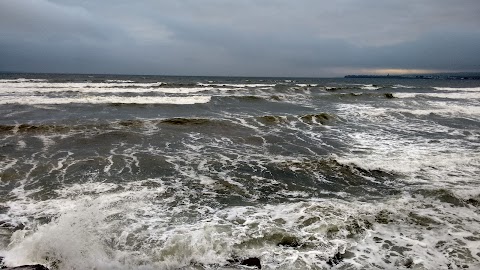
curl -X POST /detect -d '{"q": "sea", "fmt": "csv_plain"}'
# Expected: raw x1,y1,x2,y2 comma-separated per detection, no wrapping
0,73,479,270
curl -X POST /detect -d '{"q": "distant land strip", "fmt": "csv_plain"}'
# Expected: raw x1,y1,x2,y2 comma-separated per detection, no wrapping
345,74,480,80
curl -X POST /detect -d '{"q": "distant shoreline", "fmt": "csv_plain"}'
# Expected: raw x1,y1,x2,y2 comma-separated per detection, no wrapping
345,74,480,80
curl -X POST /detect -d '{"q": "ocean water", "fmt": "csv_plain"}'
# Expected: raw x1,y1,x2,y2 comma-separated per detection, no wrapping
0,74,479,269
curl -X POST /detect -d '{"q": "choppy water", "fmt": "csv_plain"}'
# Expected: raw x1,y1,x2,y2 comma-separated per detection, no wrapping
0,74,479,269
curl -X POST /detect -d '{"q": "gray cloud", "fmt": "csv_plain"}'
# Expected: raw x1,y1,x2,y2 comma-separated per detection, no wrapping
1,0,480,76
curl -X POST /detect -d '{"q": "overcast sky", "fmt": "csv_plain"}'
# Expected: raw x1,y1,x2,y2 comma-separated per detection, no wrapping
1,0,480,77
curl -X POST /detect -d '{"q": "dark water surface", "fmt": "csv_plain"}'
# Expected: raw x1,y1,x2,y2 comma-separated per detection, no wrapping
0,74,479,269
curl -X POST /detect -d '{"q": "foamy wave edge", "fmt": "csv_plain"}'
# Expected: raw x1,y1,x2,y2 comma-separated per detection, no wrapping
0,96,211,105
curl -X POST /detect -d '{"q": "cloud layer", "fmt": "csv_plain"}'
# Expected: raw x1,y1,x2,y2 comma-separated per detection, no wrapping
1,0,480,76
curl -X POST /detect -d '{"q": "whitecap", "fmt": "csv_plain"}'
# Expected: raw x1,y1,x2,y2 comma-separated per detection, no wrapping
0,95,212,105
433,87,480,91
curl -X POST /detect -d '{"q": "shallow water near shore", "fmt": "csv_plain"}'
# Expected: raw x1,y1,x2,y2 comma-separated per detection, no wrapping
0,74,479,269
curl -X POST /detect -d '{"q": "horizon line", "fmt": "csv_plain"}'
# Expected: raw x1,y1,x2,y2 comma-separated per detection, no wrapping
1,70,480,79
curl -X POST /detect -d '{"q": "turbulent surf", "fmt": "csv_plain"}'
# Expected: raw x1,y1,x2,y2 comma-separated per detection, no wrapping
0,74,479,269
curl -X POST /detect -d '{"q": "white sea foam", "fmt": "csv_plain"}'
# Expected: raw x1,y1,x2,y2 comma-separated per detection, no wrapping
338,99,480,117
1,186,479,269
335,102,480,188
337,141,480,186
0,80,248,96
197,83,275,88
0,95,211,105
296,84,318,87
0,158,18,173
400,101,480,116
392,93,417,98
392,84,415,89
0,81,165,90
104,80,135,83
399,105,480,116
16,140,27,149
0,79,48,83
361,84,380,90
0,80,164,90
433,86,480,91
1,77,479,269
0,86,211,94
1,135,479,269
395,92,480,100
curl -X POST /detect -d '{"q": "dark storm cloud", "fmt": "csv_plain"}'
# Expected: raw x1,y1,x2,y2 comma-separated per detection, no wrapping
1,0,480,76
